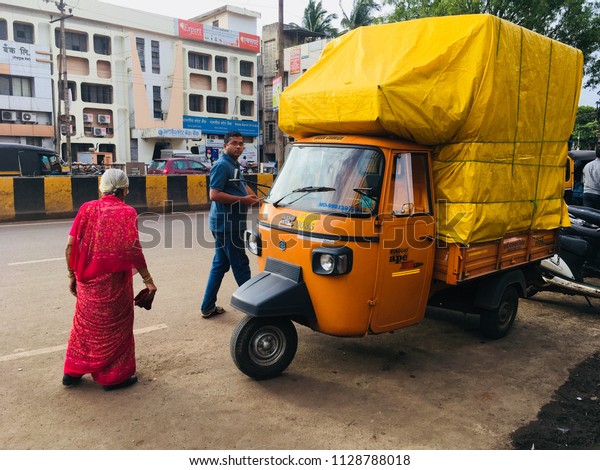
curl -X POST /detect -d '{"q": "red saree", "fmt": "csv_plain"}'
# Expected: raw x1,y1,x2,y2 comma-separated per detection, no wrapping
64,195,146,386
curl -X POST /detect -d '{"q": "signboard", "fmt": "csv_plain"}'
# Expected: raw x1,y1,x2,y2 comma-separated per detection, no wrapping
177,19,260,52
183,116,259,136
290,47,301,75
141,128,202,139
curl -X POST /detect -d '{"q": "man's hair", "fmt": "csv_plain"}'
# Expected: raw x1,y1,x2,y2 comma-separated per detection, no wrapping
224,130,243,144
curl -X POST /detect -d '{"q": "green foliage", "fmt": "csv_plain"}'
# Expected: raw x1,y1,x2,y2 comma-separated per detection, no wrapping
382,0,600,89
340,0,383,32
573,105,599,149
299,0,339,37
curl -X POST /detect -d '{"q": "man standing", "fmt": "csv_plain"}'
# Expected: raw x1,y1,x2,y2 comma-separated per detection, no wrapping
582,145,600,210
201,131,260,318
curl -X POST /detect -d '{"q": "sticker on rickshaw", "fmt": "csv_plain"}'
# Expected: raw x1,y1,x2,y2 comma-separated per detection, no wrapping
279,214,297,227
296,212,320,231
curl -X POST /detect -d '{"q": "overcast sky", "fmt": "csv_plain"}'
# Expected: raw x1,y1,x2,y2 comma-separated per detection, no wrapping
99,0,598,106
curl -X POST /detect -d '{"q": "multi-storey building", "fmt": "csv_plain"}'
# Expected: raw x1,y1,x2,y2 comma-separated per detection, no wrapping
258,23,325,163
0,0,260,164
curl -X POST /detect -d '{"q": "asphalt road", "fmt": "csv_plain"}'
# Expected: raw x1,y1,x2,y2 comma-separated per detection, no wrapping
1,212,599,452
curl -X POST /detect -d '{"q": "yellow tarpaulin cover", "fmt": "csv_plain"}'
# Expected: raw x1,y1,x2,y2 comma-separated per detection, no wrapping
279,14,583,245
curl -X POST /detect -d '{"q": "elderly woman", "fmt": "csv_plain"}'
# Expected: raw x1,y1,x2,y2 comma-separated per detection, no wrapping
63,169,157,391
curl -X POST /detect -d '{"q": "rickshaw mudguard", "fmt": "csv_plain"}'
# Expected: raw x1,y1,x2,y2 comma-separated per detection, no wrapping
231,271,317,329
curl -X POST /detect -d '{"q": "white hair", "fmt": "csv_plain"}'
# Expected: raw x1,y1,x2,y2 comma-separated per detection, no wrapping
99,168,129,194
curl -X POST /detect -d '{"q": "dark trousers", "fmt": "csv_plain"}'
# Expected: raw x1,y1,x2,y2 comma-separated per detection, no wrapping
583,193,600,210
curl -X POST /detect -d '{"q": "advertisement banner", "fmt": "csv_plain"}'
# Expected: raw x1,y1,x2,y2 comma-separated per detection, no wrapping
290,47,301,75
177,19,260,52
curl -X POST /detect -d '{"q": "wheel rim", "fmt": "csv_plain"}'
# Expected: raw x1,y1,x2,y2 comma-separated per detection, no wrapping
497,300,513,328
249,326,286,366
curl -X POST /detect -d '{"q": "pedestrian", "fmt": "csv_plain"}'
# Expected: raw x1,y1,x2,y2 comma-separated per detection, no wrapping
63,169,157,390
582,145,600,209
201,131,260,318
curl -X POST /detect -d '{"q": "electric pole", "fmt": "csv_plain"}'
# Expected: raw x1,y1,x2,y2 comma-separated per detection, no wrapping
47,0,73,173
276,0,285,171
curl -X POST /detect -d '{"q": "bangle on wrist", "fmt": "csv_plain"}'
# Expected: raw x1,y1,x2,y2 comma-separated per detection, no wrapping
142,274,153,284
68,270,75,279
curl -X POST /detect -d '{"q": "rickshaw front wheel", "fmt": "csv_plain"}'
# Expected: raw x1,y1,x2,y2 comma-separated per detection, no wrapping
231,316,298,380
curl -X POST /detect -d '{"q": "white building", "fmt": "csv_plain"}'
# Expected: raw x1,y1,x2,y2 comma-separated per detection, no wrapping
0,0,260,163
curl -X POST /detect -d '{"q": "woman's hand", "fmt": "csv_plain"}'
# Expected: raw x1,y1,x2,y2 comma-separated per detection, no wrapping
69,277,77,297
145,282,157,293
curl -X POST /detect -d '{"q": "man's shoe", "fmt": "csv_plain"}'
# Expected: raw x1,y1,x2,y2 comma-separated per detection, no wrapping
62,374,82,386
103,375,138,391
201,306,225,319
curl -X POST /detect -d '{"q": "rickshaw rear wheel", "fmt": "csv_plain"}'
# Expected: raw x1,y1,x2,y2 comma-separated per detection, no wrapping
480,286,518,339
230,316,298,380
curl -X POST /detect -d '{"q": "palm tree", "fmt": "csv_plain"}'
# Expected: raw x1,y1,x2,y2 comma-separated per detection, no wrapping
340,0,382,32
298,0,339,38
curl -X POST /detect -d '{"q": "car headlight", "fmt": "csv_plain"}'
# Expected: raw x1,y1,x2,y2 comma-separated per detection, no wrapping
312,247,353,275
246,231,261,256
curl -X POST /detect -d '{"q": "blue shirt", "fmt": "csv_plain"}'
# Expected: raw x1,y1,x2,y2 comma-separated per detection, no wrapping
208,153,249,233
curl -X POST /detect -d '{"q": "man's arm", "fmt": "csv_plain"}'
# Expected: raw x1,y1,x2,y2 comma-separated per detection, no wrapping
210,188,259,206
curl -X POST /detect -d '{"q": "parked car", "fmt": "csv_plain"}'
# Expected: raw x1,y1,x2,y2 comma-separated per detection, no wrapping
147,158,210,175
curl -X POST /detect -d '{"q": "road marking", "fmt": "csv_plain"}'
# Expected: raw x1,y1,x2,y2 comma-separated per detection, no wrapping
0,323,168,362
8,257,64,266
0,220,73,228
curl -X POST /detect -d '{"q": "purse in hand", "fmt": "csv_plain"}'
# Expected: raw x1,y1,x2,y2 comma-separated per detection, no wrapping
134,288,155,310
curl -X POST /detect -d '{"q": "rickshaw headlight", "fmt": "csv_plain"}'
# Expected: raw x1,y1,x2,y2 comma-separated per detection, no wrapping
245,231,261,256
312,247,353,275
319,254,335,273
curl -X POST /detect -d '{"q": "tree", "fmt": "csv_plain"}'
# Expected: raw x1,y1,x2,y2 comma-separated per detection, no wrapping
573,105,599,149
340,0,383,32
296,0,339,37
382,0,600,89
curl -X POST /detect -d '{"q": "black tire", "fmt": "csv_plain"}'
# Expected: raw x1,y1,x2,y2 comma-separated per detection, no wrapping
480,286,519,339
230,316,298,380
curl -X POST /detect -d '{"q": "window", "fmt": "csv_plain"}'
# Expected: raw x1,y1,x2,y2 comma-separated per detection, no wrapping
189,52,210,71
153,86,162,119
215,56,227,73
94,35,111,55
0,20,7,40
55,30,88,52
136,37,145,71
0,75,33,96
207,96,227,114
212,20,219,27
189,94,203,112
58,80,77,101
267,123,275,142
151,40,160,74
14,22,34,44
81,83,112,103
240,60,253,77
240,100,254,117
386,153,432,216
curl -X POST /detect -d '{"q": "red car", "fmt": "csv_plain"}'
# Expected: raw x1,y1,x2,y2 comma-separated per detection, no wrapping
147,158,210,175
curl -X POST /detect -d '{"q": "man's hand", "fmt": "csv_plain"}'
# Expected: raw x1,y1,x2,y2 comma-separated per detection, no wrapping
240,194,261,206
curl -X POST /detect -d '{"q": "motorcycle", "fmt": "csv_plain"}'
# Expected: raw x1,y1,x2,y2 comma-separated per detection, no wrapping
529,205,600,302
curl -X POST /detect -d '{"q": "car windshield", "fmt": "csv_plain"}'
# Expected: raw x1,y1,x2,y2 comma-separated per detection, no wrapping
266,145,384,215
149,161,166,170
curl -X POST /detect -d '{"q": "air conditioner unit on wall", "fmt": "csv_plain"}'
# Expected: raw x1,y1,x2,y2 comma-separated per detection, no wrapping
2,111,17,121
98,114,111,124
82,113,94,123
21,112,37,123
93,127,107,136
60,124,73,135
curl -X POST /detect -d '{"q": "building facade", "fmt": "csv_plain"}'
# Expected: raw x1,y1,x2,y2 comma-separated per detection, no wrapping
0,0,260,164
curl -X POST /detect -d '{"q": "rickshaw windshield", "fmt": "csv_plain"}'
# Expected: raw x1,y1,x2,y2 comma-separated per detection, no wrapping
266,145,384,215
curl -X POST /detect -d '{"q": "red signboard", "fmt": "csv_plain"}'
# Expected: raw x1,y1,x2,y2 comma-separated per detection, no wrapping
178,19,260,52
290,47,301,74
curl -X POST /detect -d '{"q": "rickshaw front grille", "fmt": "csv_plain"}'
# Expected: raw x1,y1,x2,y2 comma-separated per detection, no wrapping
265,257,303,283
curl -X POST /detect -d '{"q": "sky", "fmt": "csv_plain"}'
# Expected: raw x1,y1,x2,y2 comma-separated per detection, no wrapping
98,0,598,107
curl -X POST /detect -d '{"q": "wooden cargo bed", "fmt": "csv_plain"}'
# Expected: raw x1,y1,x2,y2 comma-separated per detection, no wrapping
433,229,559,285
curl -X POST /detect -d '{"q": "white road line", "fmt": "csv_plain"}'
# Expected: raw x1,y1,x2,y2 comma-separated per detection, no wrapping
0,220,73,228
8,257,64,266
0,323,168,363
